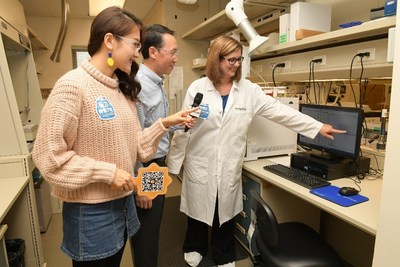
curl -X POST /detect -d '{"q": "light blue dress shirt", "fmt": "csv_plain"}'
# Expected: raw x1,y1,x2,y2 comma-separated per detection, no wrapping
136,64,169,159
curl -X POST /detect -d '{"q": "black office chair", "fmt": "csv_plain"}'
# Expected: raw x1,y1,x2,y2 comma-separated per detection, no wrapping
250,190,344,267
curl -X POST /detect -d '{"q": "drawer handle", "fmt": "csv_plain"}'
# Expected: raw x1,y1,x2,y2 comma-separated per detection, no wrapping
240,211,247,218
242,194,247,201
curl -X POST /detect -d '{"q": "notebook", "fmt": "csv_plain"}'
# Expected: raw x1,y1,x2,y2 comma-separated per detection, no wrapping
310,185,369,207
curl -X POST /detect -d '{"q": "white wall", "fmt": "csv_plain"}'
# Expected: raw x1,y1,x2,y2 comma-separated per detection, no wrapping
27,16,92,89
372,1,400,266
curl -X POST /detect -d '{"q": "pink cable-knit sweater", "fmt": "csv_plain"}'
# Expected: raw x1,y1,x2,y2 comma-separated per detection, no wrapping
32,61,167,203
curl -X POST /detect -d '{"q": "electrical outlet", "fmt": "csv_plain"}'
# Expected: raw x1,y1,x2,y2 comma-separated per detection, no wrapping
270,61,291,70
358,48,376,61
313,55,326,65
282,60,291,69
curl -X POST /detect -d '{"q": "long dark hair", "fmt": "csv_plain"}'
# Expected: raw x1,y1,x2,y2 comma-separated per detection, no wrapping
88,6,143,101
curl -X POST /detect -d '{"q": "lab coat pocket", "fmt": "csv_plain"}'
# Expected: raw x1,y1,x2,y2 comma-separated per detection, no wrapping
225,158,244,187
184,155,209,185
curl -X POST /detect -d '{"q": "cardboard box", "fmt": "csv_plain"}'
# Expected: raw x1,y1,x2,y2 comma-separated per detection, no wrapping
289,2,331,42
295,29,325,40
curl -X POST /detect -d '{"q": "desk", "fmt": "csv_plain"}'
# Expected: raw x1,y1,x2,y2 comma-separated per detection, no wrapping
0,176,29,222
0,176,46,267
243,156,381,236
242,156,381,266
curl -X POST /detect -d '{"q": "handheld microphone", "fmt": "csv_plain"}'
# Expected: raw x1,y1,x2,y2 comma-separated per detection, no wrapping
185,92,203,132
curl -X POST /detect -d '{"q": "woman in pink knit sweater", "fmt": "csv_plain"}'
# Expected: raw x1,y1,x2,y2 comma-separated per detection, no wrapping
33,6,195,267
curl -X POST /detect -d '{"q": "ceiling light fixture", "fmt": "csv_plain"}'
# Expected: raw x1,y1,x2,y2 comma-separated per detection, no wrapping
88,0,126,17
177,0,198,4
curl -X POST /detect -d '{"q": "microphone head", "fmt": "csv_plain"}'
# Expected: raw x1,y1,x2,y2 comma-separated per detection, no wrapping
192,92,203,107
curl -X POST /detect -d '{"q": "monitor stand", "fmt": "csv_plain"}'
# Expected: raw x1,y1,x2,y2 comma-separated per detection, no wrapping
307,150,337,160
290,152,370,181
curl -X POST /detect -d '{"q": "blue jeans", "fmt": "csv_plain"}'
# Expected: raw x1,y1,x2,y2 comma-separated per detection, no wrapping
61,194,139,261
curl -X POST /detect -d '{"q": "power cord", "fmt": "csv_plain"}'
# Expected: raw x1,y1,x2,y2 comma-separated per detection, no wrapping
349,52,370,108
308,59,322,104
272,63,285,87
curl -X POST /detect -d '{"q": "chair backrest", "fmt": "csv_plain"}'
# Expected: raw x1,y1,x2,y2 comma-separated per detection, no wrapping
250,190,280,247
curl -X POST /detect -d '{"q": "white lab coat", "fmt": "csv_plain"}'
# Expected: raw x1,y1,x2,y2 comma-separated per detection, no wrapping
168,77,322,226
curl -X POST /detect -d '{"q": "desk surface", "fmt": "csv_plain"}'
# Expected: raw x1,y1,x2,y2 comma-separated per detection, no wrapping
243,156,381,235
0,176,29,222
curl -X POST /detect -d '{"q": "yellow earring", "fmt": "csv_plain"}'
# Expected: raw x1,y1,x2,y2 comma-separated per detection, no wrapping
107,51,114,67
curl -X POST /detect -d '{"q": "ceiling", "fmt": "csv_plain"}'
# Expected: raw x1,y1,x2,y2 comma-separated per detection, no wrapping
19,0,158,20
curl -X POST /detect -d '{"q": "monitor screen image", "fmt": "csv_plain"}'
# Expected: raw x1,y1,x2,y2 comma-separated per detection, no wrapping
298,104,364,161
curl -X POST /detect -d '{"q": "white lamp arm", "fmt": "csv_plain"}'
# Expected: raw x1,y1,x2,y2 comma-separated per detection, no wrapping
225,0,247,26
225,0,269,55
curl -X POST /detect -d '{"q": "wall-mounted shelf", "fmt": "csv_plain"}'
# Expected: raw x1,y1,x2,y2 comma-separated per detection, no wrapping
252,16,396,59
28,26,48,50
192,63,206,70
182,0,293,40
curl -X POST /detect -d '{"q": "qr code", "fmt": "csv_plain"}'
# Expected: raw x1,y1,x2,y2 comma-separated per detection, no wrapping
141,171,164,192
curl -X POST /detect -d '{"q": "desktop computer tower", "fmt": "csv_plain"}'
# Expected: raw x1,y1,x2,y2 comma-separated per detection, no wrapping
290,152,371,180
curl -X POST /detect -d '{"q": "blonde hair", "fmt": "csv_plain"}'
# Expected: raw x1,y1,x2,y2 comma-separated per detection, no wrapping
205,36,243,84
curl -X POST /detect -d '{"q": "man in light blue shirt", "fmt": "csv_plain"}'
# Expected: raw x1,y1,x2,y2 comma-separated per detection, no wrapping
131,24,179,267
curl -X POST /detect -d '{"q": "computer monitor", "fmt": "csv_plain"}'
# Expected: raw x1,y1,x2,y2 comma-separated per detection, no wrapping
298,104,364,161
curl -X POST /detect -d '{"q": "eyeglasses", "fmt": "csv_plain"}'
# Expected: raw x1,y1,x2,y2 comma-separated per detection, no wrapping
114,35,141,52
222,56,244,65
158,48,179,57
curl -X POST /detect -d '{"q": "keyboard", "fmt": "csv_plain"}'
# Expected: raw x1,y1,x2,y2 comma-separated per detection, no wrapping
263,164,331,189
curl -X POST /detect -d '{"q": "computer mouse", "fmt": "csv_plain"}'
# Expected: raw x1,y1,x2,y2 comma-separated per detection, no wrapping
338,187,359,196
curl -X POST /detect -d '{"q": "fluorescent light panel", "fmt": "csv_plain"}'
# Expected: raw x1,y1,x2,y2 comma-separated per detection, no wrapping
88,0,126,16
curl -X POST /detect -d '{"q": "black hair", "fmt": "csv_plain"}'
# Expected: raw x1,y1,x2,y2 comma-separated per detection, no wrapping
141,24,175,59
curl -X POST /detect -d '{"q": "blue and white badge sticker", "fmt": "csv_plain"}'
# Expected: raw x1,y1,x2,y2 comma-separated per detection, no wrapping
96,97,116,120
198,103,210,119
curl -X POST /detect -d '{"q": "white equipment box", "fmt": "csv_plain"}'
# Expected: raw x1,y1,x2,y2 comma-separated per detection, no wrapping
245,97,299,161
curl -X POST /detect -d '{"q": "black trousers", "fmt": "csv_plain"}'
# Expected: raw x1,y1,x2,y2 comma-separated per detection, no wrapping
130,157,166,267
72,234,126,267
183,200,236,265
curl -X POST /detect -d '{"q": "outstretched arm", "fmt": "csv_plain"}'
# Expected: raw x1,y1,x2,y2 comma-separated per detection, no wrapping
160,107,199,128
319,124,347,140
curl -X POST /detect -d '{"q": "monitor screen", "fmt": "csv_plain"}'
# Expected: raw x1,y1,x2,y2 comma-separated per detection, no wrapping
298,104,364,161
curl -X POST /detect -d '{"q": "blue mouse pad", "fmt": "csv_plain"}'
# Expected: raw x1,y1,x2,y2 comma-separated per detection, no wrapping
310,185,369,207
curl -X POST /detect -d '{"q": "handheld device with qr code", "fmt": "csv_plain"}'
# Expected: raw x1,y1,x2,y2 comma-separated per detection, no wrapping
133,163,172,199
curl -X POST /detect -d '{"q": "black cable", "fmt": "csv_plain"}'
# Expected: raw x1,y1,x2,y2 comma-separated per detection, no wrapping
308,59,322,104
358,56,365,107
312,62,317,104
307,61,312,103
349,52,370,108
272,63,285,87
349,54,359,108
361,78,369,107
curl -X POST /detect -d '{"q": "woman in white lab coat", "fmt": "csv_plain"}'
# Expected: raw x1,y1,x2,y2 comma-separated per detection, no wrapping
167,36,345,267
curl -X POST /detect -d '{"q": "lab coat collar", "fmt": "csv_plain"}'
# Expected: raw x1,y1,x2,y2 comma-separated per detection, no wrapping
204,77,240,93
